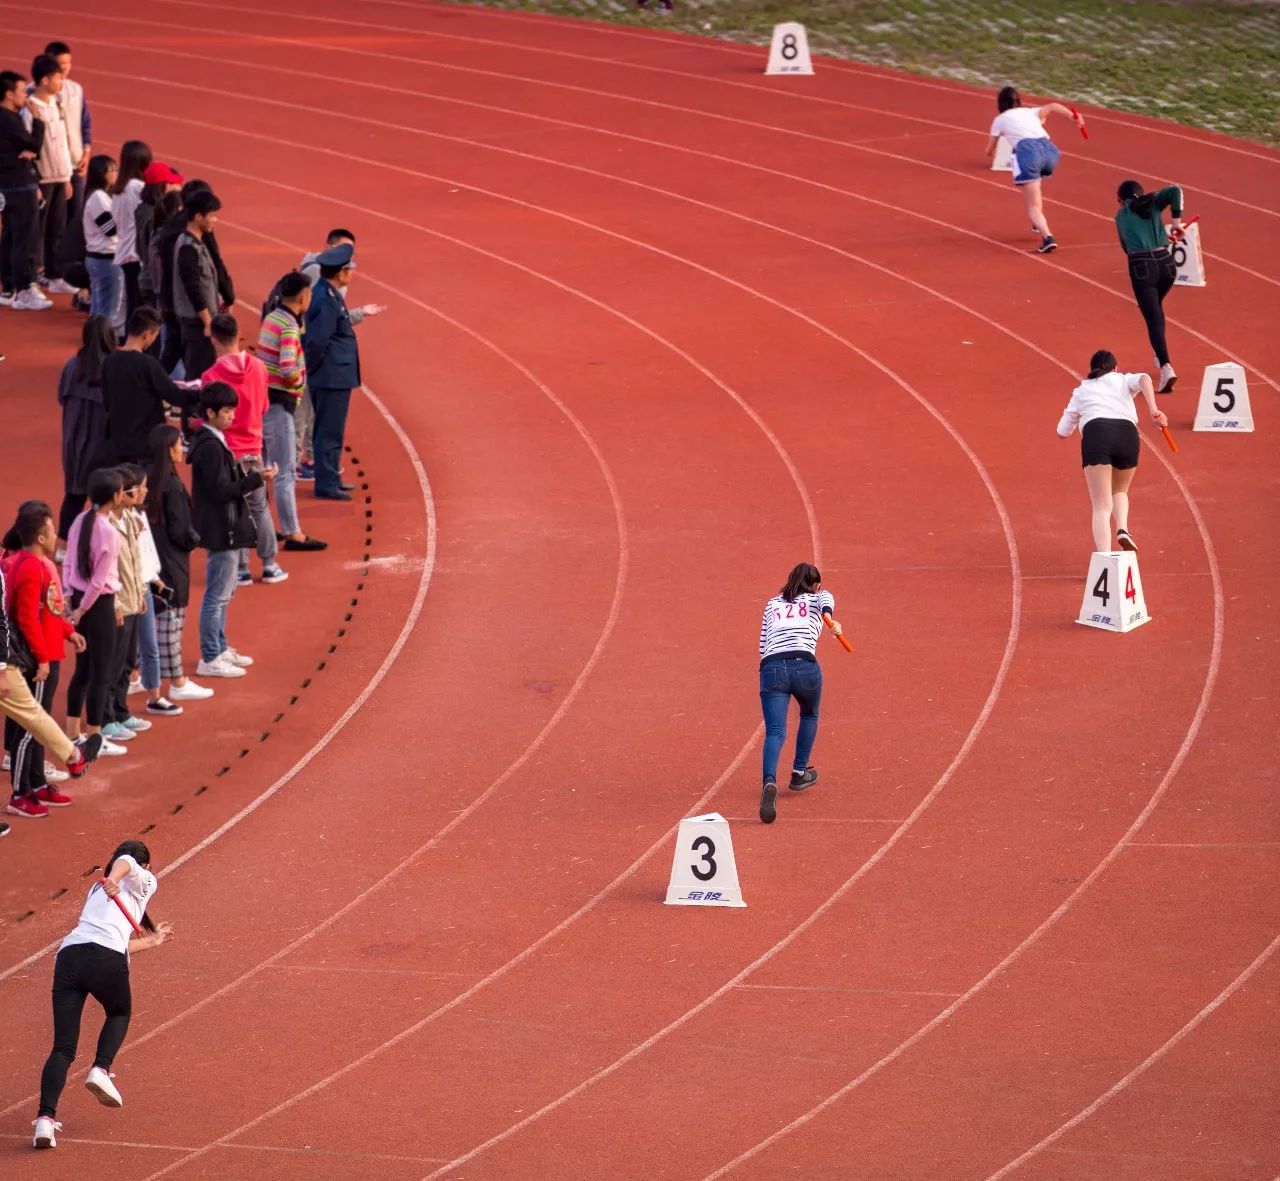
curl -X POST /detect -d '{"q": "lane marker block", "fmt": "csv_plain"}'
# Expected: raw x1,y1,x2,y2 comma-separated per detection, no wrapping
1194,362,1253,432
765,22,813,75
1078,550,1150,633
991,136,1014,171
665,813,746,907
1172,221,1207,287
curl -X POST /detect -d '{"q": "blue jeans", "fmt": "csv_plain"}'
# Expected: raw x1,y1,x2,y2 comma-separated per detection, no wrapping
136,587,160,691
85,255,122,320
262,404,299,535
759,657,823,782
311,386,351,496
1013,137,1060,185
236,456,279,573
199,550,239,663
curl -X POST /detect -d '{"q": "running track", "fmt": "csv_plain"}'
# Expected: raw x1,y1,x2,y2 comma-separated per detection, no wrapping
1,3,1277,1177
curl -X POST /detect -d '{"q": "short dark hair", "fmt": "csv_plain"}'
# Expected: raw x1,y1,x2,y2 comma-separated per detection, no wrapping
1087,349,1118,380
0,71,26,100
31,54,61,84
278,271,309,300
184,189,221,219
200,381,239,417
997,85,1021,112
209,312,239,346
180,178,212,203
127,305,162,337
44,40,71,57
326,227,356,245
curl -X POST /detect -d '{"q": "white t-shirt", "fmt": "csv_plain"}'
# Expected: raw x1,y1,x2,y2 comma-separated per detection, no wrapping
83,189,117,256
989,107,1048,149
113,178,145,264
61,854,156,956
759,589,836,660
134,508,162,584
1057,372,1143,435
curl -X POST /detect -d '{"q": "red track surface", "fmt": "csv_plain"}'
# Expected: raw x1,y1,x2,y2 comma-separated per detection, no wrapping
1,3,1277,1178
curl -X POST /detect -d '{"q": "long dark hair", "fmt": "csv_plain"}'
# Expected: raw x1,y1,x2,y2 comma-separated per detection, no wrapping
85,153,116,198
103,839,158,932
144,424,181,525
75,314,116,386
781,562,822,602
2,500,54,553
1087,349,1118,380
997,85,1021,112
110,139,151,196
75,468,124,582
1117,178,1157,219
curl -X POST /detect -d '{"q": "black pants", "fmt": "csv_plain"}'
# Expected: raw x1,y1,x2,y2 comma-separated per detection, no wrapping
39,942,132,1118
107,614,140,724
120,261,142,327
65,593,117,728
58,493,86,541
0,187,40,293
179,318,216,381
159,308,182,371
37,181,69,281
1128,253,1177,367
5,662,60,797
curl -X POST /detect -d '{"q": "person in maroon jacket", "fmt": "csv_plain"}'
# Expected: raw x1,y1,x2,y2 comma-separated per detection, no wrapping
3,501,87,818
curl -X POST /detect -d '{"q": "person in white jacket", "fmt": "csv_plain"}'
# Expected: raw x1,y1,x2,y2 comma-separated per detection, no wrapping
26,53,75,293
1057,349,1167,554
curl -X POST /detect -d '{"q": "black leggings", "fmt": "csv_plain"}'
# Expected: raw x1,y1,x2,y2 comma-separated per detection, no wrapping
120,261,142,327
58,492,86,541
39,942,132,1118
1128,253,1177,367
107,614,140,724
5,661,60,796
65,593,117,728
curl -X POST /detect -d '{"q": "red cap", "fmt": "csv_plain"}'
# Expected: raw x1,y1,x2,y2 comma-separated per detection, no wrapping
142,162,184,185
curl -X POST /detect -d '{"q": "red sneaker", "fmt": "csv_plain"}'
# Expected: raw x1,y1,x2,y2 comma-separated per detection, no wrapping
34,786,73,807
6,795,49,818
65,751,87,778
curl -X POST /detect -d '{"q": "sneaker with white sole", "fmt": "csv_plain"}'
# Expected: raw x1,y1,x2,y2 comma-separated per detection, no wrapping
221,647,254,667
236,570,252,586
1157,363,1177,393
169,678,214,700
44,277,79,295
121,715,152,732
1117,528,1138,552
196,657,246,679
145,697,184,716
45,761,69,783
32,1116,61,1149
86,1066,123,1107
127,678,144,695
12,287,52,310
101,722,135,742
98,736,128,757
261,565,289,584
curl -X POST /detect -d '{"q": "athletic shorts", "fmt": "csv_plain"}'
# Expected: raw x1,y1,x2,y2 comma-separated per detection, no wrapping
1081,418,1139,469
1013,137,1060,185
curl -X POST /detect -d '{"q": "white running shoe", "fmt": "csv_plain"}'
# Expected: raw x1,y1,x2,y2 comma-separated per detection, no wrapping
12,287,52,310
127,678,144,695
0,290,16,308
46,761,70,783
98,737,128,757
32,1116,61,1149
196,657,246,679
221,647,254,668
44,277,79,295
86,1066,123,1107
169,678,214,700
1157,363,1177,393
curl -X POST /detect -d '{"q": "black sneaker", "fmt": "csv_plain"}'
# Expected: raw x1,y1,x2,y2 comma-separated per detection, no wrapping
1117,529,1138,552
759,778,778,824
146,697,184,716
1037,236,1058,254
0,820,9,838
789,767,818,792
79,733,104,764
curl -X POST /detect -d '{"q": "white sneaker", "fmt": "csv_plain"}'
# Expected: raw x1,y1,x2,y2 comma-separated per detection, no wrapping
86,1066,123,1107
12,288,52,311
45,761,70,783
196,657,246,679
0,290,15,308
45,277,79,295
170,678,215,701
32,1116,61,1149
221,647,254,668
98,737,128,757
1157,363,1177,393
127,678,144,695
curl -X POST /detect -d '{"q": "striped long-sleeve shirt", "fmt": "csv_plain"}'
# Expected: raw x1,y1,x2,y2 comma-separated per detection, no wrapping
257,305,307,410
759,589,835,663
83,188,117,256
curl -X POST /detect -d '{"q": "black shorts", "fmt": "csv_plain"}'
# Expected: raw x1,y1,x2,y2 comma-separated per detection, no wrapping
1081,418,1139,469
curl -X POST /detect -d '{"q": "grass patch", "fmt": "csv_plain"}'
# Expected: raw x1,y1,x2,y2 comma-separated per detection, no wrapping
453,0,1280,147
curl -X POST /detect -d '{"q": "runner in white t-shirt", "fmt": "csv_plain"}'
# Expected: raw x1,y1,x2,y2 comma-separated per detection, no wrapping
757,562,846,824
1057,349,1167,554
33,839,173,1150
984,86,1085,254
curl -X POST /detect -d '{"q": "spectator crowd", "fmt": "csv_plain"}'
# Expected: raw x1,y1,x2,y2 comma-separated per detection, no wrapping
0,43,384,837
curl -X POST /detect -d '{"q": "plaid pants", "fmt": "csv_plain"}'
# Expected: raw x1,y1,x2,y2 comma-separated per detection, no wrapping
155,606,188,681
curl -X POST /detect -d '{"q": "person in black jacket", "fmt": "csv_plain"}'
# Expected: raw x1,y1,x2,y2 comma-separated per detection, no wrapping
0,69,48,309
101,306,194,463
143,423,211,706
188,383,274,679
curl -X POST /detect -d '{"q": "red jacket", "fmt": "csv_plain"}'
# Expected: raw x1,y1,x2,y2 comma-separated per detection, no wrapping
202,350,269,459
2,551,76,664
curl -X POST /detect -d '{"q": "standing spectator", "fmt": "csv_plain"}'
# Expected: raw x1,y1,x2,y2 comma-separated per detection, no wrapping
62,469,127,757
189,383,272,679
202,313,287,585
57,315,115,544
3,501,87,818
44,41,90,236
126,465,178,717
101,306,191,464
304,243,360,501
109,140,151,329
144,424,211,705
0,70,50,310
172,189,222,383
259,272,325,551
134,161,181,311
82,153,120,321
26,54,75,294
100,466,149,746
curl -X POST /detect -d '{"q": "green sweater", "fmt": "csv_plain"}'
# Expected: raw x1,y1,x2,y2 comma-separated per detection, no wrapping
1115,185,1184,254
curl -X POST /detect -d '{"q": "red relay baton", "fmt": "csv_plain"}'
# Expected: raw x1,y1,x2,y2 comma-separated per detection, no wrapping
1161,426,1179,453
1070,106,1089,139
823,614,854,653
101,880,144,936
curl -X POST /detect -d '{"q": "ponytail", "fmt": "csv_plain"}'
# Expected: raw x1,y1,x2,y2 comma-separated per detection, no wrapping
76,469,125,582
1117,178,1157,220
103,840,159,933
1087,349,1118,380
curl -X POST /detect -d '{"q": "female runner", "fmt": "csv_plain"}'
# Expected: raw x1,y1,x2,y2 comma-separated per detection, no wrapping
33,838,172,1150
1115,179,1185,393
1056,350,1167,554
985,86,1086,254
758,562,845,825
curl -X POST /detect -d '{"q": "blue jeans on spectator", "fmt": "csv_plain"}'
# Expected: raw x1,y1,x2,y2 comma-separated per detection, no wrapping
263,404,299,536
759,656,823,782
199,550,239,663
311,386,351,497
137,587,161,692
85,255,122,321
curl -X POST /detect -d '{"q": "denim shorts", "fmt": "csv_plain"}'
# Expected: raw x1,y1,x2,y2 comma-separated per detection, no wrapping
1013,137,1060,185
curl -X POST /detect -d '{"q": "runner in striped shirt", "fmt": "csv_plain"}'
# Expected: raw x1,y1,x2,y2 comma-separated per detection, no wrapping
757,562,844,824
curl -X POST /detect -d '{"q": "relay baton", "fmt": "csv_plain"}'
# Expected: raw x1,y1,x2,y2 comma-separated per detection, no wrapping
1161,426,1179,453
101,880,144,936
1171,214,1199,241
1070,106,1089,139
823,614,854,653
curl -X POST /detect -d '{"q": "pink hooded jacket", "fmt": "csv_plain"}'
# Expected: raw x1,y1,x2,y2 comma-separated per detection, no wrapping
201,351,270,459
